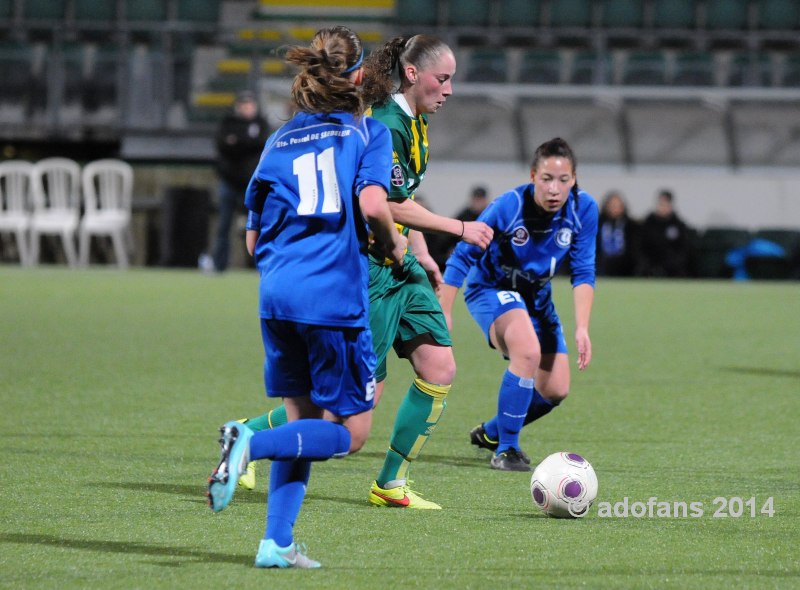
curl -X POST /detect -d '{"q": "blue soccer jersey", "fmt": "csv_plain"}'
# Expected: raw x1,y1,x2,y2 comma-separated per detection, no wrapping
245,111,392,328
443,183,599,316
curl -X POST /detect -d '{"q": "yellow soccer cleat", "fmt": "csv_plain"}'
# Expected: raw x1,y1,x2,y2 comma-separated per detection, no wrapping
238,460,256,490
236,419,256,490
368,480,441,510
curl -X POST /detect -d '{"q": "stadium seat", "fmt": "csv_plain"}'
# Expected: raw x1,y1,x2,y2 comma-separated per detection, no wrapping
23,0,66,20
754,228,800,254
781,53,800,86
672,51,716,86
549,0,593,28
0,0,12,19
570,50,612,84
74,0,117,24
652,0,696,29
447,0,490,27
29,157,82,267
466,48,509,83
601,0,645,46
0,42,34,110
82,44,120,113
498,0,542,27
622,51,668,85
518,50,563,84
396,0,439,26
693,227,752,278
727,52,773,87
125,0,168,23
79,159,134,269
744,255,791,279
704,0,749,30
59,42,88,106
176,0,220,23
73,0,117,40
756,0,800,30
0,160,34,265
601,0,644,28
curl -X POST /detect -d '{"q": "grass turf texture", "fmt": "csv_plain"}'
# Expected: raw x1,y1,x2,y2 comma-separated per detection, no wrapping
1,266,798,589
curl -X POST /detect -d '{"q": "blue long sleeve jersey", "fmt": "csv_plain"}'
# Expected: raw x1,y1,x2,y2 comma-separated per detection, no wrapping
245,111,392,328
443,183,599,315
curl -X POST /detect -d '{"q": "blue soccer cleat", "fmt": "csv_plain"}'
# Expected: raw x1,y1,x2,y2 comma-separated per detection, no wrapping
255,538,321,569
207,421,254,512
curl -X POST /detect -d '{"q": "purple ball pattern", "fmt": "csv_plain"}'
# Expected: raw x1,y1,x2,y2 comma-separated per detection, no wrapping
567,453,585,463
563,480,583,499
532,486,545,505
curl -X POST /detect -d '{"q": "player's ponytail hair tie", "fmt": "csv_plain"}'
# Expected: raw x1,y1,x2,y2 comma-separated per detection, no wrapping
341,49,364,75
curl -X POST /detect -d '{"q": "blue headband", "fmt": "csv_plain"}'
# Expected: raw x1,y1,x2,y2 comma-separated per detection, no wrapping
341,49,364,74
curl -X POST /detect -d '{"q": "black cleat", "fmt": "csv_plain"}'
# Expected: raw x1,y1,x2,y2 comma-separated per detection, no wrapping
470,423,499,452
490,448,532,472
471,424,531,464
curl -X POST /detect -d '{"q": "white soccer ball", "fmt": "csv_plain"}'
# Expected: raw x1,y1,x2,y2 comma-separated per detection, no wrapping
530,451,598,518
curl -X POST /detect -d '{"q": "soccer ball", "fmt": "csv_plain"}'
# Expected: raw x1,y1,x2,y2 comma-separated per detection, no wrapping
530,452,598,518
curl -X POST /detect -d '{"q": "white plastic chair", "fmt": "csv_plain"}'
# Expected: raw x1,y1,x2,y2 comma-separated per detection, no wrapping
0,160,34,265
79,159,134,269
30,157,81,267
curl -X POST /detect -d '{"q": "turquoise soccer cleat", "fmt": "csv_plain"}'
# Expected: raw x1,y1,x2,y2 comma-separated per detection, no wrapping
255,539,321,569
207,421,254,512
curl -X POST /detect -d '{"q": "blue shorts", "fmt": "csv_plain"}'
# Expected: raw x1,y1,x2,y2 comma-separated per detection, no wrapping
464,287,568,355
260,319,377,417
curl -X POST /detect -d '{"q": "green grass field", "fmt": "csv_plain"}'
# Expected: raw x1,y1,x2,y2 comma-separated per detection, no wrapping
1,267,798,589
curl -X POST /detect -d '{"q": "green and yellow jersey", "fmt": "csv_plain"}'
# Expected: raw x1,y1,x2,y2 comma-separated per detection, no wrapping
367,94,429,261
368,93,429,204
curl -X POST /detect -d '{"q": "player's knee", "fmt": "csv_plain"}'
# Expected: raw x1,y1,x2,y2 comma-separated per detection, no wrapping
346,427,370,454
348,434,368,453
510,351,541,377
418,355,455,386
544,387,569,404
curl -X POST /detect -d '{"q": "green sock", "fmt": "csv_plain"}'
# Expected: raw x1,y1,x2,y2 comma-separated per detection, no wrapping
376,379,449,488
242,405,288,432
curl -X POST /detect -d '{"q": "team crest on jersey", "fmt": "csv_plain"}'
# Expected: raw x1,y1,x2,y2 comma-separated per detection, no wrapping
555,228,573,248
511,226,530,246
391,164,405,187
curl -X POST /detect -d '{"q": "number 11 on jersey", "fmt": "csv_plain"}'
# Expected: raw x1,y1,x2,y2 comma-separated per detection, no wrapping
293,147,342,215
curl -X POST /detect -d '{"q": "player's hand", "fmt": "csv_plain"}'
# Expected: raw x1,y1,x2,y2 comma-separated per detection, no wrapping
461,221,493,250
575,327,592,370
415,253,443,290
386,235,408,268
442,308,453,331
436,283,458,332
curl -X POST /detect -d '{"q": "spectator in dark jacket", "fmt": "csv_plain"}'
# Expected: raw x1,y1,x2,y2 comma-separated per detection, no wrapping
431,185,490,270
205,91,270,272
638,189,691,277
596,190,639,277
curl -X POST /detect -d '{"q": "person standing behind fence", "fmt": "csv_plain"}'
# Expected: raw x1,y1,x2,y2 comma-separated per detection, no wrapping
638,189,690,277
205,26,406,569
432,185,491,269
202,91,270,273
596,190,639,277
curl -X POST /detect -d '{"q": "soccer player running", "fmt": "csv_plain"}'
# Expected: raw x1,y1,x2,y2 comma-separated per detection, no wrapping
235,35,493,509
206,26,406,568
438,138,598,472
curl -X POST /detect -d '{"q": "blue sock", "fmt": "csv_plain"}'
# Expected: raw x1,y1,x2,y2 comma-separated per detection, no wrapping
249,420,351,461
484,386,555,439
523,389,556,426
265,459,311,547
483,415,499,441
496,370,534,454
